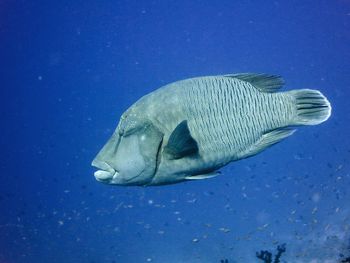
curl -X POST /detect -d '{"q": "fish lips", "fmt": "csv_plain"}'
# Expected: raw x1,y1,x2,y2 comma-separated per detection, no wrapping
92,160,119,183
92,159,142,185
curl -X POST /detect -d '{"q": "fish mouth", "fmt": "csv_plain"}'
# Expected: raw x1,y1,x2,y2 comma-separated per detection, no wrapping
91,160,119,182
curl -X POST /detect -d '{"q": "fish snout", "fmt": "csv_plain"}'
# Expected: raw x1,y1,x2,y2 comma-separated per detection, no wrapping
94,170,120,183
92,159,119,182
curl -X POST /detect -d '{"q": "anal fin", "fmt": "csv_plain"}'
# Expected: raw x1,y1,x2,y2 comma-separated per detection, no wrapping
242,128,296,158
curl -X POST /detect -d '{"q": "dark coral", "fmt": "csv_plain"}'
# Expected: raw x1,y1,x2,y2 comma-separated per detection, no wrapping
274,244,286,263
339,237,350,262
256,250,272,263
256,243,286,263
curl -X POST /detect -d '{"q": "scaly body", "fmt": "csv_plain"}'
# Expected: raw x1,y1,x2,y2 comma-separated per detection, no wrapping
92,73,331,186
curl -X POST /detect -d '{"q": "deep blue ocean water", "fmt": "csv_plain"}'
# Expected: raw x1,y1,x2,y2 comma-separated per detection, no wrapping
1,0,350,262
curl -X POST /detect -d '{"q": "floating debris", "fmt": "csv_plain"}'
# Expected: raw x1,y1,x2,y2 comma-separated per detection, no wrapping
114,202,124,212
219,227,231,233
257,224,269,231
336,164,343,172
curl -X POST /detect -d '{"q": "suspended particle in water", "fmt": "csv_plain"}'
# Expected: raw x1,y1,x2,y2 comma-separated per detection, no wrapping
192,238,199,243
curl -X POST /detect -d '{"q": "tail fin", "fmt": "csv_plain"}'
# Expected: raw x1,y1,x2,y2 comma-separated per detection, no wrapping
289,89,331,125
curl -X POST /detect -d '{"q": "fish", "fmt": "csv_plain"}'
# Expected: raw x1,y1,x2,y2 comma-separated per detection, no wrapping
92,73,331,186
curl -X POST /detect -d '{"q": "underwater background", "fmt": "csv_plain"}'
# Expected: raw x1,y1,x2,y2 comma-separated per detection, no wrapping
1,0,350,262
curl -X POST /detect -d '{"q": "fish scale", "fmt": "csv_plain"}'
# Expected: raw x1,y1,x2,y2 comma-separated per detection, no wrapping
182,77,276,162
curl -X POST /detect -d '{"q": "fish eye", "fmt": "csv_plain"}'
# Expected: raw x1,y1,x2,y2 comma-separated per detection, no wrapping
118,120,142,137
122,126,140,137
122,121,155,138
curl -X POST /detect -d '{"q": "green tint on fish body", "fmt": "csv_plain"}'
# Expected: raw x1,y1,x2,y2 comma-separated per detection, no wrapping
92,73,332,186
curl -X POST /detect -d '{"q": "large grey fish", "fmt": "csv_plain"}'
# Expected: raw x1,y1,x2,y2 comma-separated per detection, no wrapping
92,73,331,186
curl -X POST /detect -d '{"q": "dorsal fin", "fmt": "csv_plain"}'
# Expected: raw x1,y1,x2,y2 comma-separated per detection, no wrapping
224,73,285,93
163,120,199,160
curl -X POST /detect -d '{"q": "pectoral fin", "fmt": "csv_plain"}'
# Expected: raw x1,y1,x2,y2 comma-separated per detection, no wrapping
163,120,199,160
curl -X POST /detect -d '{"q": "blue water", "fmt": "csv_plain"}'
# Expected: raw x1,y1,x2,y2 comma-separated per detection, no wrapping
1,1,349,262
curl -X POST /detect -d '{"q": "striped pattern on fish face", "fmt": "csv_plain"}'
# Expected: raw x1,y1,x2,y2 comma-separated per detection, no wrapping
179,76,294,165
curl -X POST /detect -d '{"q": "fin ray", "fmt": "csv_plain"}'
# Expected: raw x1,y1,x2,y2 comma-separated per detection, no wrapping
289,89,331,125
225,73,284,93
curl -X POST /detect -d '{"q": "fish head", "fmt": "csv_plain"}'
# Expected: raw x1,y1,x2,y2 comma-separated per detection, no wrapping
92,115,163,186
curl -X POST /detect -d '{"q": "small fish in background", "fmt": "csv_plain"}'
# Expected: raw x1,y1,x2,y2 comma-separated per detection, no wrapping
92,73,331,186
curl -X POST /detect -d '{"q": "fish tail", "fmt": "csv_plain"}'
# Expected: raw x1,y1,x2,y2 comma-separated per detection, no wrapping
289,89,332,125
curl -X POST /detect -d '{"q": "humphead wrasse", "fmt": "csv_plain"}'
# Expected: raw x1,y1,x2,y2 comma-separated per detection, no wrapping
92,73,331,186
